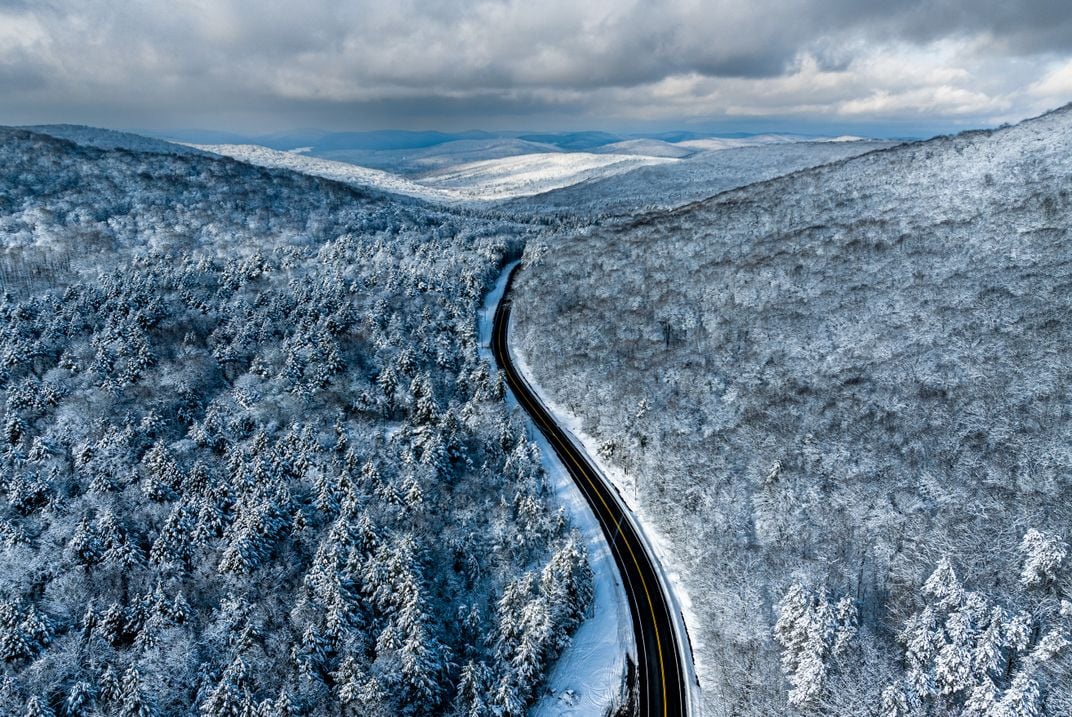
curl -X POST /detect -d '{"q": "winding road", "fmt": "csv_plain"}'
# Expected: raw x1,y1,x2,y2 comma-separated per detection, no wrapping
491,263,691,717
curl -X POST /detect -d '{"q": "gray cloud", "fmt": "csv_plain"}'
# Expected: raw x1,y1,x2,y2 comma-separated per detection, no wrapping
0,0,1071,132
862,0,1072,53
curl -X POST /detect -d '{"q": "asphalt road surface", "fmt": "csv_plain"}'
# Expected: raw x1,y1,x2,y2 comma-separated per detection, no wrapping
492,263,690,717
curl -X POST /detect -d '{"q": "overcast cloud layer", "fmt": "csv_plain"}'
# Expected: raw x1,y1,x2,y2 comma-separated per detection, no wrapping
2,0,1072,134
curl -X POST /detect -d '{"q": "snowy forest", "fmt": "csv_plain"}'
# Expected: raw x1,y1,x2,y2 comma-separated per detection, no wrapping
5,99,1072,717
7,0,1072,710
511,105,1072,716
0,128,593,716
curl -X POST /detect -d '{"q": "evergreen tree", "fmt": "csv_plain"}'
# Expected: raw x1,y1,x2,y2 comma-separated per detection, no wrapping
25,696,55,717
774,584,857,708
199,656,251,717
1020,529,1068,591
453,661,492,717
62,681,95,717
68,514,103,567
410,374,438,426
888,556,1072,715
118,667,156,717
332,656,365,713
0,600,54,663
98,666,120,706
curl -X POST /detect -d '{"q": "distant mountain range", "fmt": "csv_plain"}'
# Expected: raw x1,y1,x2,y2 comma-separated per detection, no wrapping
139,127,862,153
22,123,880,206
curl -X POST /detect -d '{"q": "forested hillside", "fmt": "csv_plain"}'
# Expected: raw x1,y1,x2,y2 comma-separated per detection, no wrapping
0,129,592,716
501,140,893,219
511,106,1072,715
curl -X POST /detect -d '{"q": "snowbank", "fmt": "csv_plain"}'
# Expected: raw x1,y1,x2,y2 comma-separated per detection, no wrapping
479,262,633,717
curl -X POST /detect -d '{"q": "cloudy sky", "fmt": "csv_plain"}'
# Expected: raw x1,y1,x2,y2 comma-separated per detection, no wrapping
2,0,1072,136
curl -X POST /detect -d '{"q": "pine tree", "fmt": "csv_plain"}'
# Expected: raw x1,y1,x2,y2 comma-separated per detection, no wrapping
774,584,857,708
255,691,294,717
377,366,398,416
996,673,1041,717
98,511,142,571
1019,528,1068,590
218,482,291,575
453,661,492,717
68,514,103,567
972,607,1007,682
934,638,973,697
149,501,196,569
398,621,447,709
492,673,525,717
96,603,126,647
923,557,964,609
25,696,56,717
410,374,438,425
117,667,156,717
888,556,1072,715
964,679,999,716
62,681,95,717
140,442,180,503
879,683,919,717
199,656,251,717
5,412,24,446
293,624,332,683
540,534,593,650
0,599,53,663
401,474,423,515
98,666,120,706
274,691,295,717
333,656,366,713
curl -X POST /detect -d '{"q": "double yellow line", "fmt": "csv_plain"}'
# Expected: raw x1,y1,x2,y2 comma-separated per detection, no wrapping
494,299,672,717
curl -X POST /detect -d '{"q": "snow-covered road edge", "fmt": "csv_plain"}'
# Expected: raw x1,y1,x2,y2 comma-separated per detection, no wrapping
507,309,705,717
479,261,632,717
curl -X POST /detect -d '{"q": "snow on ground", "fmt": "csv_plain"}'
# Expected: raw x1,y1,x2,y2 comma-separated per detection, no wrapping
479,262,633,717
674,134,801,152
316,138,564,175
592,139,698,159
508,104,1072,715
504,140,894,218
189,143,461,202
418,152,678,201
510,336,704,716
525,425,633,717
676,133,865,153
194,143,675,204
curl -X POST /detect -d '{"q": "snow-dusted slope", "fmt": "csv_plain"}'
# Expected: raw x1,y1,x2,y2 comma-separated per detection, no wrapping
195,143,676,203
590,134,869,159
194,132,873,206
592,139,698,159
504,140,894,217
511,105,1072,716
478,264,632,717
0,126,598,717
190,143,460,202
416,152,677,201
315,138,563,174
24,124,209,156
673,133,821,152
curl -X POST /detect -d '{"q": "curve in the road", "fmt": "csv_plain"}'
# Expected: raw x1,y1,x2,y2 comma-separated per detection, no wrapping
491,263,691,717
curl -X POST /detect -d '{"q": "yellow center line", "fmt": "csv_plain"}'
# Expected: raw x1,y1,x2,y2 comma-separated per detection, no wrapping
494,307,671,717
